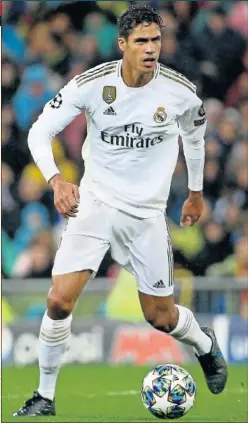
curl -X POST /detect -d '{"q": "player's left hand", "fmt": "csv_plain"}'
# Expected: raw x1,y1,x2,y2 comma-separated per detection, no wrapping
180,192,204,227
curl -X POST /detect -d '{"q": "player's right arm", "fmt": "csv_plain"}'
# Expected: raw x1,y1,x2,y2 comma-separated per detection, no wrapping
28,78,84,218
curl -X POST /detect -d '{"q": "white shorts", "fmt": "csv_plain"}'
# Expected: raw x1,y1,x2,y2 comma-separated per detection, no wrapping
52,187,174,297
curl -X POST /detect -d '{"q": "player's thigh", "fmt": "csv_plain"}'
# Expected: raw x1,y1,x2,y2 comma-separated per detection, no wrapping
52,187,112,276
129,213,174,297
50,270,92,307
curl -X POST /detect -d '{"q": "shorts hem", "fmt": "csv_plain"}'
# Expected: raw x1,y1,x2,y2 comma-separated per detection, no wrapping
52,266,97,278
138,286,174,297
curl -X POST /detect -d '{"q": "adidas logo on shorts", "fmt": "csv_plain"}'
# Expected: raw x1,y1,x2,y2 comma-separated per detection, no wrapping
153,280,165,288
103,106,116,115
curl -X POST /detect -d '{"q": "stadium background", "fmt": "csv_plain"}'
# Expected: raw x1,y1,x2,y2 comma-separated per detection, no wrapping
2,0,247,280
2,1,248,422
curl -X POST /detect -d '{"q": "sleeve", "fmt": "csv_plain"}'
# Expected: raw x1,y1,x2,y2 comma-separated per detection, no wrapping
178,94,207,192
28,78,86,183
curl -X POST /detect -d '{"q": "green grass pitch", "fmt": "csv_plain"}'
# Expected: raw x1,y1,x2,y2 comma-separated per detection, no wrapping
2,364,248,422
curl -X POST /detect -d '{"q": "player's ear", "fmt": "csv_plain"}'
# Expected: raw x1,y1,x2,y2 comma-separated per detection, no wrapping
118,37,126,52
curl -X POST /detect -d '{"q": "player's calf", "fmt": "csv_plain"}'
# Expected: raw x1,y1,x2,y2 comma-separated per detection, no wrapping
144,305,178,333
139,292,178,332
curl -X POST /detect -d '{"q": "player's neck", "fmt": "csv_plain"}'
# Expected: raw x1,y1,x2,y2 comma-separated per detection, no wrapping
121,60,154,88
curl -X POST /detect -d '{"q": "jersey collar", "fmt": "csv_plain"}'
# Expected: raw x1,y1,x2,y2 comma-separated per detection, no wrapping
117,60,160,87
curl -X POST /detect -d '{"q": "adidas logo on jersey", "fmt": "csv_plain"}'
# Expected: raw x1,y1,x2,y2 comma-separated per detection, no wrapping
153,280,165,288
103,106,116,115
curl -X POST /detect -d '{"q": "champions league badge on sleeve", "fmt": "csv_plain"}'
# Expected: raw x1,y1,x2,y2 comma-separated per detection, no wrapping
154,107,167,123
50,93,63,109
198,104,206,117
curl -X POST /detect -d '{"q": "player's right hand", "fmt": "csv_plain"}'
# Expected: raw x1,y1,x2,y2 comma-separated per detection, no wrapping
49,174,80,219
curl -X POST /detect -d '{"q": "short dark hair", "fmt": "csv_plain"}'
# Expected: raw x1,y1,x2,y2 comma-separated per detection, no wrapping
117,4,163,39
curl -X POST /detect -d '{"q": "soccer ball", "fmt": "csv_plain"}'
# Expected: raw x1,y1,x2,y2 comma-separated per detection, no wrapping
141,364,196,419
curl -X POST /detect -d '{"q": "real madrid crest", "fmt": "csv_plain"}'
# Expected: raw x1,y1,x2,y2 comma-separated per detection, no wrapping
103,86,116,104
154,107,167,123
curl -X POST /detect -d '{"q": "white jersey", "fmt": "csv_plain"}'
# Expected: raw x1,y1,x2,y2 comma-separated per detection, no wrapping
28,60,207,218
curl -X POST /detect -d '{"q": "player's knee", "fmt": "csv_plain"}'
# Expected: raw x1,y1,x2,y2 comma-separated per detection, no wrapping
47,292,73,320
144,305,177,334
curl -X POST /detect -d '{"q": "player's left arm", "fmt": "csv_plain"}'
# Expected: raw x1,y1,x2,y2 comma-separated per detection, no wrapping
178,94,207,227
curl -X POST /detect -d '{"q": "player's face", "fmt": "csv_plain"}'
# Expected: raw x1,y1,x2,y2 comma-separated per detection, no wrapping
119,23,161,73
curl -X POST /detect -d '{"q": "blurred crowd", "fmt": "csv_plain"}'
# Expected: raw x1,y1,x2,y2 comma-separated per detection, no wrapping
2,1,248,285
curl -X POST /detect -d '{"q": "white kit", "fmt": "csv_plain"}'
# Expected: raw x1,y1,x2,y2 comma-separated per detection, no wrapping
28,60,207,293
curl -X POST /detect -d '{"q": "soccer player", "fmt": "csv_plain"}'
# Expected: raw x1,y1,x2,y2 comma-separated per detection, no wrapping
14,4,227,417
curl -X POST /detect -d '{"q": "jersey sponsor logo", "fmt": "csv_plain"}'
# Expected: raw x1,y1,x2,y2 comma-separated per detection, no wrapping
198,104,205,117
194,117,206,126
154,106,167,123
50,93,63,109
103,86,116,104
100,124,164,149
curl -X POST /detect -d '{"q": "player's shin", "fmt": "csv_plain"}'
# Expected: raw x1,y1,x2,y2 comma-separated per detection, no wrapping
38,311,72,400
169,305,212,356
